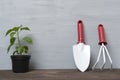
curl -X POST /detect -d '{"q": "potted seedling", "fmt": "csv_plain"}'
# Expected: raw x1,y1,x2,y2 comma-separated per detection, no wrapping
6,25,32,73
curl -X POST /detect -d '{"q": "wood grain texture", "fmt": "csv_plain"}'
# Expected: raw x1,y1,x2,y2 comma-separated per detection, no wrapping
0,69,120,80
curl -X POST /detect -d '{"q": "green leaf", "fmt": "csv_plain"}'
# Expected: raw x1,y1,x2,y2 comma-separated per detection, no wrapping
16,46,20,53
6,29,12,36
16,46,23,54
12,27,19,32
10,37,16,45
22,46,28,53
23,36,32,44
6,25,22,36
7,44,12,53
20,27,30,31
7,37,16,53
10,32,16,38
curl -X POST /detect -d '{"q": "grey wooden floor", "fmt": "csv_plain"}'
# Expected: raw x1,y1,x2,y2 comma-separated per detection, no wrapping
0,69,120,80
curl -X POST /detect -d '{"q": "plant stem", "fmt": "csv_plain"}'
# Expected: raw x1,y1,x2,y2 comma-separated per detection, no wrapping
17,31,21,47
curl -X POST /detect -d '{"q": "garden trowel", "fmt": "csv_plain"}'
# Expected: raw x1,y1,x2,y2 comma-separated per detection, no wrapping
73,20,90,72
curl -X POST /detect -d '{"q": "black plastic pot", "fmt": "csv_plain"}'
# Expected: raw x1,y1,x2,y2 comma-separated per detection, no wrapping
11,55,31,73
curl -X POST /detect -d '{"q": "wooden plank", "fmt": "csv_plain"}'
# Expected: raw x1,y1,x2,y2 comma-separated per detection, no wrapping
0,69,120,80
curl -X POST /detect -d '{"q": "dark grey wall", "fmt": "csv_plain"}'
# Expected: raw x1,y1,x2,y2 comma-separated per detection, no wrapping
0,0,120,69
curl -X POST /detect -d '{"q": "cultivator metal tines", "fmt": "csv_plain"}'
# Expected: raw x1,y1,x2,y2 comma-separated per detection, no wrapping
92,24,112,70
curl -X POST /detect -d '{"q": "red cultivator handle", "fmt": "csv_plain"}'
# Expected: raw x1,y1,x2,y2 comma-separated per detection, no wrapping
77,20,85,43
98,24,107,45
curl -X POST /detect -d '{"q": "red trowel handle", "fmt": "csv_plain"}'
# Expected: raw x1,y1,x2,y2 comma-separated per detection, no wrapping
77,20,85,43
98,24,107,45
